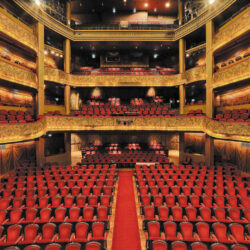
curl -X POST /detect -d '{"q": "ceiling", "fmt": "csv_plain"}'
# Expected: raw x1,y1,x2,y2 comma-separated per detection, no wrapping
71,41,178,53
71,0,179,15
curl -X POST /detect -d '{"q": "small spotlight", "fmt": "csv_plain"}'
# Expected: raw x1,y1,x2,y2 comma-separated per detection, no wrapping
186,53,190,58
133,8,136,13
48,133,52,137
153,53,158,59
60,54,63,58
209,0,215,4
112,7,116,14
35,0,41,5
154,8,157,12
55,53,59,57
44,50,48,55
165,2,170,8
51,50,55,55
92,53,96,59
144,3,148,8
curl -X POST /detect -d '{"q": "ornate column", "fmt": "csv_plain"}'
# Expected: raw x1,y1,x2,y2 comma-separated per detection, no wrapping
205,134,214,166
178,0,184,25
206,20,214,118
179,132,185,163
36,22,45,116
179,38,186,114
65,133,71,165
64,85,71,115
66,0,71,26
36,137,45,168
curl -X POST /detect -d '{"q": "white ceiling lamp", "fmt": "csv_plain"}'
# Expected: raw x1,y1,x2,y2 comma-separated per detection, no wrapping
165,2,170,8
209,0,215,4
35,0,41,5
144,3,148,8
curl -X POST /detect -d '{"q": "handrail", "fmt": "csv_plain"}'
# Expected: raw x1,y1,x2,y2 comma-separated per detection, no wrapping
0,116,249,144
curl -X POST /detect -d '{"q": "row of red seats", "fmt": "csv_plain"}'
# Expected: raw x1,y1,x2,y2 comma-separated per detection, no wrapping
0,222,107,248
0,241,102,250
0,195,112,210
215,109,249,123
0,185,114,198
3,172,116,183
0,206,110,225
13,164,117,174
141,206,249,225
187,109,204,116
0,114,34,124
1,179,115,190
146,221,250,249
138,185,249,197
151,240,248,250
137,178,249,188
44,111,62,116
139,195,250,209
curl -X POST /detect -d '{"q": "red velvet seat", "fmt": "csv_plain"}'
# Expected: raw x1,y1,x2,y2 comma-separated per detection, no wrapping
152,240,167,250
171,241,187,250
212,222,234,243
0,224,22,246
37,223,56,243
85,241,102,250
163,222,181,241
191,242,208,250
229,223,250,244
55,223,72,243
196,222,217,242
71,222,89,242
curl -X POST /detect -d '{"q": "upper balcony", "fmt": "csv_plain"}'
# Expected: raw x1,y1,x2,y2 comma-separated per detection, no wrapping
0,7,37,53
13,0,239,42
44,66,206,87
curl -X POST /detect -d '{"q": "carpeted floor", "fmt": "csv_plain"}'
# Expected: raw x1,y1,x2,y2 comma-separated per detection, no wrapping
112,171,142,250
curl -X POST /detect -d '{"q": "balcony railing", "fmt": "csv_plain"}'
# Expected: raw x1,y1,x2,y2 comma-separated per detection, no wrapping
0,116,249,144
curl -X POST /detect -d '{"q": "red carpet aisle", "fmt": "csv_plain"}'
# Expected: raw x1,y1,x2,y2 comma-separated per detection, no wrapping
112,171,142,250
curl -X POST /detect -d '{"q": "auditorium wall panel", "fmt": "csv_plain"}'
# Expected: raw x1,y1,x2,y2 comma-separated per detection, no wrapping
0,141,36,175
214,139,250,172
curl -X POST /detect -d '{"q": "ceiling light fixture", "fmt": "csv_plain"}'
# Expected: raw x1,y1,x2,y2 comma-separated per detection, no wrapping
209,0,215,4
144,3,148,8
35,0,41,5
165,2,170,8
92,53,96,59
44,50,48,55
51,50,55,55
153,53,158,59
112,7,116,14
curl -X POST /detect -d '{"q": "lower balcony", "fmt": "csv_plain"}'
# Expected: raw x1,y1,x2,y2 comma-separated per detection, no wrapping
0,115,249,144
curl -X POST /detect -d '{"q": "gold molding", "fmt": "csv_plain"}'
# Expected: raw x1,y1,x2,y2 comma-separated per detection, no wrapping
0,7,37,53
213,58,250,89
213,7,250,52
0,116,249,144
44,66,206,87
0,58,37,89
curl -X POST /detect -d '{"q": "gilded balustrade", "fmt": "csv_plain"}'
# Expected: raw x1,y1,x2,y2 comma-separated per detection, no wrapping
0,8,37,53
0,59,37,89
213,7,250,52
213,58,250,88
0,116,249,144
44,66,206,87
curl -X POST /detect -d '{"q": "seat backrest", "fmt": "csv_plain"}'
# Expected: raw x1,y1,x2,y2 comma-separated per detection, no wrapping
231,244,248,250
7,224,22,242
24,245,41,250
164,221,177,238
92,222,105,237
171,241,187,250
229,223,244,241
211,243,228,250
55,207,66,220
58,223,72,239
97,206,108,220
65,243,81,250
152,240,167,250
191,242,207,250
10,209,22,223
197,222,210,239
75,222,89,239
42,223,56,240
45,243,62,250
83,207,94,219
180,222,193,239
24,224,39,241
212,223,228,241
85,241,102,250
185,207,197,220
